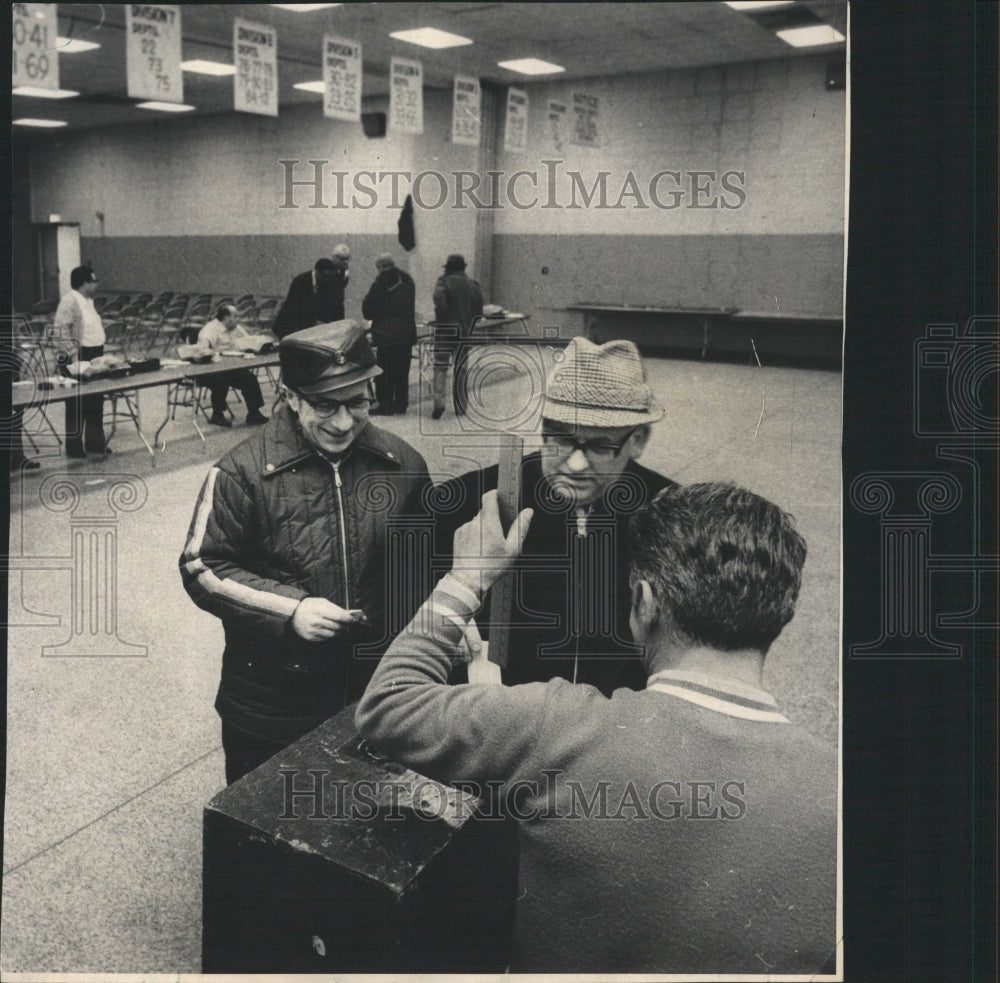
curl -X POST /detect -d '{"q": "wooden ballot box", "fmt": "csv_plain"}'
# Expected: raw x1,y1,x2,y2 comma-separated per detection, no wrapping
202,705,517,974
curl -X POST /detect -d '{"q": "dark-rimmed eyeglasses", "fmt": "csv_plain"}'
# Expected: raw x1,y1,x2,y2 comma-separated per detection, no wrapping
542,427,637,463
298,394,372,418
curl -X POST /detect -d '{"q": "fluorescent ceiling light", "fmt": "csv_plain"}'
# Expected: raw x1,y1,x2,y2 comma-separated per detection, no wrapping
56,36,101,53
12,86,80,99
777,24,846,47
14,118,68,128
136,101,197,112
497,58,564,76
293,80,326,93
182,59,236,76
389,28,473,50
270,4,341,10
724,1,795,9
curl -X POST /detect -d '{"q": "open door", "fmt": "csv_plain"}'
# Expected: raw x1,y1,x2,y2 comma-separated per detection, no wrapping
35,222,81,302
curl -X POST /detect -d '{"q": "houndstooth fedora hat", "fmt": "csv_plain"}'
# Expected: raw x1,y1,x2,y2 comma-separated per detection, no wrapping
543,336,665,429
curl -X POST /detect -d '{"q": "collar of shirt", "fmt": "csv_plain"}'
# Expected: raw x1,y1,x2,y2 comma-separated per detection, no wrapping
645,668,790,723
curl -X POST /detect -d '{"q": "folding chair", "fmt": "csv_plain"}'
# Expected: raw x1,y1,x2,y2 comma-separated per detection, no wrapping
11,314,63,450
104,301,147,360
155,296,191,352
180,302,212,343
256,298,279,333
134,302,166,354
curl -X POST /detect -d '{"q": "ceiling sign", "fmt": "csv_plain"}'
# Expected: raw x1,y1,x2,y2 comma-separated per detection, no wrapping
234,18,278,116
571,91,601,147
451,75,481,146
323,35,362,122
547,99,568,152
12,3,59,90
126,4,183,103
504,88,528,153
390,56,423,134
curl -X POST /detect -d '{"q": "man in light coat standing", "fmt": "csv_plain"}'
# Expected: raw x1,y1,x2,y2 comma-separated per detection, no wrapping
52,265,108,457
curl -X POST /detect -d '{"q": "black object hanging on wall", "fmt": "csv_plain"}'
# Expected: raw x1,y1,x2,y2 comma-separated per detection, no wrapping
361,111,387,137
398,194,416,252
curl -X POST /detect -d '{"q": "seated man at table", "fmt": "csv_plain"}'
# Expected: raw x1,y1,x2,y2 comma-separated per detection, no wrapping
197,304,269,428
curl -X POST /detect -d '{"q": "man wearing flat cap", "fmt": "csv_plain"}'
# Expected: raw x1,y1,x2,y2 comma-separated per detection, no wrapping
431,253,484,419
273,244,352,339
433,336,676,694
180,320,430,784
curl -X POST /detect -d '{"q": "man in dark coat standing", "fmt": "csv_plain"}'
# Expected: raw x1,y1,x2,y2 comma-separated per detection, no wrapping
361,253,416,415
431,253,483,419
273,244,351,338
180,320,430,784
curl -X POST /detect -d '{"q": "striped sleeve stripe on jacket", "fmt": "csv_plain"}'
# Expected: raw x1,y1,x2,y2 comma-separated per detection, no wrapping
182,467,301,620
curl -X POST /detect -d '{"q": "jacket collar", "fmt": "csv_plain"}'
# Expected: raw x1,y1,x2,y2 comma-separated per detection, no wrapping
523,451,649,516
260,402,402,477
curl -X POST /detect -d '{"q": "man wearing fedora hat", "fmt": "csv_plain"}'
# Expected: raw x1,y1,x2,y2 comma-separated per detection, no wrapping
181,319,430,784
431,253,484,419
433,336,676,694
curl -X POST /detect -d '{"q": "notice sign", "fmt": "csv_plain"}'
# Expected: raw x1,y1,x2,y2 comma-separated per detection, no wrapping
571,91,601,147
12,3,59,90
451,75,481,146
390,57,423,134
234,18,277,116
547,99,568,152
126,4,183,103
323,35,362,122
503,88,528,153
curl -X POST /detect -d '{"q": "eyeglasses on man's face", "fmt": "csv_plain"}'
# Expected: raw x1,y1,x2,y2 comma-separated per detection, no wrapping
298,394,372,418
541,427,637,463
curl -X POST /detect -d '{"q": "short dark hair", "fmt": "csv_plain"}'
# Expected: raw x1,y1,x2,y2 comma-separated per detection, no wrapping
215,303,235,321
314,258,336,273
70,266,95,290
628,482,807,653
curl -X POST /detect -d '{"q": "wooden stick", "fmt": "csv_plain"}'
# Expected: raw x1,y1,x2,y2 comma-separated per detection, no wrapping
487,434,523,669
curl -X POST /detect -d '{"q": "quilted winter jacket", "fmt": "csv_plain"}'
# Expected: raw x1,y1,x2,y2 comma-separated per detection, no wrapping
180,402,431,743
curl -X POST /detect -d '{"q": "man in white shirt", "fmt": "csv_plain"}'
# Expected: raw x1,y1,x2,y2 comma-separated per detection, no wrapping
52,265,108,458
197,304,268,428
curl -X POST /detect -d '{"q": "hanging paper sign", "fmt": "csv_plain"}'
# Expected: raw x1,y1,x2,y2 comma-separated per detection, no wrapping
503,87,528,153
389,56,423,134
12,3,59,90
125,4,183,103
451,75,481,146
234,18,278,116
571,91,601,147
323,35,362,121
547,99,568,152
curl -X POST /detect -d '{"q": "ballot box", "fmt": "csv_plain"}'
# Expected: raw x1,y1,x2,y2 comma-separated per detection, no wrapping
202,705,517,973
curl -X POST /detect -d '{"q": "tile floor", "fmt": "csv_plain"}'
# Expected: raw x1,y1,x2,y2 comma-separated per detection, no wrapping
3,348,841,974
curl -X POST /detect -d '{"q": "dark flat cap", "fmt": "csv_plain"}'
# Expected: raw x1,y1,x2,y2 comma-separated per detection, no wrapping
444,253,467,272
279,319,382,395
